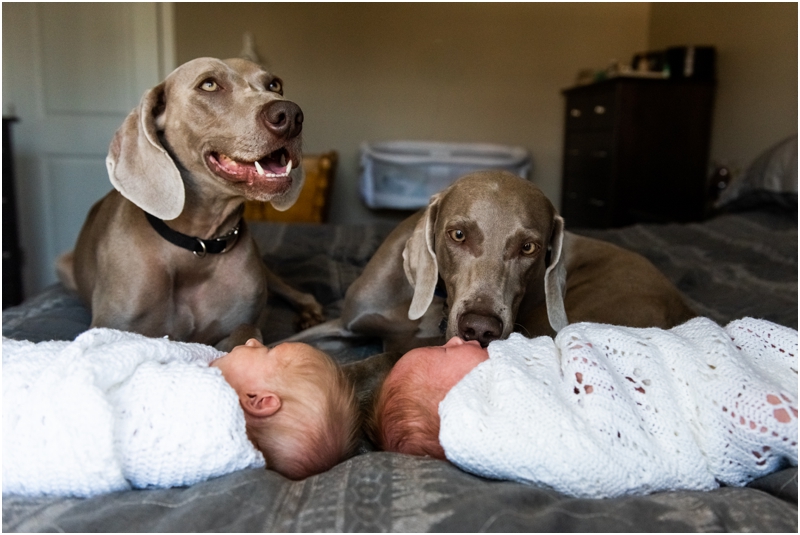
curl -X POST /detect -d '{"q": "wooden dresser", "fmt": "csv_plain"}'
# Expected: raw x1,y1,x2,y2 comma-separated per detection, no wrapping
560,78,715,228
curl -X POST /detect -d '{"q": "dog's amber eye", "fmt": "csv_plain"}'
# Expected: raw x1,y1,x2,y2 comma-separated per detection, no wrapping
448,229,466,243
268,79,283,95
521,243,538,255
199,79,220,92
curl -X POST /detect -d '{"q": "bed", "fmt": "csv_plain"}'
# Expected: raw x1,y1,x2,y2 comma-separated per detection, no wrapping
3,140,797,532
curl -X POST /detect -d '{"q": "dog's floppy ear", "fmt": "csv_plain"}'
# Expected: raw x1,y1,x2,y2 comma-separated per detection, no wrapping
268,162,306,211
403,194,441,320
106,82,185,220
544,214,568,332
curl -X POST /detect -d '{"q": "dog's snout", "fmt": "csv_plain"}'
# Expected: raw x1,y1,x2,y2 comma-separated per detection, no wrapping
458,313,502,348
262,100,303,139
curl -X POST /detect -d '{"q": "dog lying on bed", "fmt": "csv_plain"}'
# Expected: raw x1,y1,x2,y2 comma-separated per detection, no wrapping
288,171,696,355
57,57,323,350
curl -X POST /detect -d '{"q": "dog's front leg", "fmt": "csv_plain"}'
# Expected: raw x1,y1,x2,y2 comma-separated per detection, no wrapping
264,268,325,331
215,323,264,352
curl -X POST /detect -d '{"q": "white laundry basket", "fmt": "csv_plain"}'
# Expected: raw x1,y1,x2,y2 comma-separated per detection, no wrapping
359,141,531,209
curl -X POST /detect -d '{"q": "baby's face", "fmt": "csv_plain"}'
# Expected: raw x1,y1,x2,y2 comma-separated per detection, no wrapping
390,336,490,399
211,339,325,394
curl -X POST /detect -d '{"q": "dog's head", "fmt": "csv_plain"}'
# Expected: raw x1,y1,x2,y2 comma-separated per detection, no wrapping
106,57,305,220
402,171,567,346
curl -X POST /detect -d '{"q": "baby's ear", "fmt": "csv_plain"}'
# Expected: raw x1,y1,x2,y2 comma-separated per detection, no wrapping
242,391,281,417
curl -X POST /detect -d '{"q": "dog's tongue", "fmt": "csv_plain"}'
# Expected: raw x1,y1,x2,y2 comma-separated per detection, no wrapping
257,151,290,175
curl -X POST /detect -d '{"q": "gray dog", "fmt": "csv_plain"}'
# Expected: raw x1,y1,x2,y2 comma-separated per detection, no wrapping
288,170,696,355
58,57,323,350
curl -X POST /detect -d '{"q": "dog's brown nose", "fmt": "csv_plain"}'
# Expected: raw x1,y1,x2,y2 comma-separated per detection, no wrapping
262,100,303,139
458,313,502,348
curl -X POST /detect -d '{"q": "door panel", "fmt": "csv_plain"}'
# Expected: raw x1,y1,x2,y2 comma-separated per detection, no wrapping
40,4,138,115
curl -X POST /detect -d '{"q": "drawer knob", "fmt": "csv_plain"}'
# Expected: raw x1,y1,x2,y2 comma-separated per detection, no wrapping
570,108,582,118
594,105,606,115
588,198,606,207
591,150,608,158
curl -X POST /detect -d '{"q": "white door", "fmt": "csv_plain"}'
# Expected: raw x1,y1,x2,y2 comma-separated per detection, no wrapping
2,2,174,297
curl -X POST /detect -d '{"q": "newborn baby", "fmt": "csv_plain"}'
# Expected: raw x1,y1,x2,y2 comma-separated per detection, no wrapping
4,328,359,497
370,317,797,498
212,337,359,480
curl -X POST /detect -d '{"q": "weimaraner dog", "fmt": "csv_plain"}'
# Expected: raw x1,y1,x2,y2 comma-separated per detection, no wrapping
288,170,695,355
58,57,323,350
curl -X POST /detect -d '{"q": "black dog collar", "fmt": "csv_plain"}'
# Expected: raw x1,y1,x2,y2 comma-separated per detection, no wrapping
145,212,241,258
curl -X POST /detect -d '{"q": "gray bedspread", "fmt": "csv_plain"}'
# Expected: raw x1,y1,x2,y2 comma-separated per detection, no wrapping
3,208,797,532
576,209,797,329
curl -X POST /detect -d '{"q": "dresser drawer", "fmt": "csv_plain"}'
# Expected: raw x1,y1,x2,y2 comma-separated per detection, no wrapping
564,88,616,131
561,189,611,228
563,131,613,184
562,170,613,227
563,129,613,158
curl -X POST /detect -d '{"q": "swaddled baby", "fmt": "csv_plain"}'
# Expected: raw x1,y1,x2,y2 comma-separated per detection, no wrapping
370,317,797,498
4,329,359,498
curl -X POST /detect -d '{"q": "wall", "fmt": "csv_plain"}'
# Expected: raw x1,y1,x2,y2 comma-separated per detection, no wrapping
649,2,798,174
175,3,651,224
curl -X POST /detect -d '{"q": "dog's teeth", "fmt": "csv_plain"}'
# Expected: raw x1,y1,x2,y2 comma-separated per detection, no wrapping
254,160,265,175
286,159,293,175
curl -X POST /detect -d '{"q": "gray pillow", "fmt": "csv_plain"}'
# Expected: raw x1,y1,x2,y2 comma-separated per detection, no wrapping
716,135,797,210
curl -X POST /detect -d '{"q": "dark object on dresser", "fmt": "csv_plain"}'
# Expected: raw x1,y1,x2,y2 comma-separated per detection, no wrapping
666,46,716,81
3,117,24,309
561,78,715,228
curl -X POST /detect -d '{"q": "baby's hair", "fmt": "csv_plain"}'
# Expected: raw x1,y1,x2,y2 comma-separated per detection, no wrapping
247,348,359,480
368,364,446,459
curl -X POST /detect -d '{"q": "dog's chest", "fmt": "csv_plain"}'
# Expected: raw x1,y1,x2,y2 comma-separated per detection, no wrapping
167,261,264,343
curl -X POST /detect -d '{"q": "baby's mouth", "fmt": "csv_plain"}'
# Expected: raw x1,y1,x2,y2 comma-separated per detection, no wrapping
208,147,294,184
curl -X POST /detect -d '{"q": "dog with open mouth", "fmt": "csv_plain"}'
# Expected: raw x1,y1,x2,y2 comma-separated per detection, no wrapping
58,57,324,350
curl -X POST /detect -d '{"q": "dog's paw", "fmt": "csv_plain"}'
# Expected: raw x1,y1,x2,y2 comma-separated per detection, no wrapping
294,302,326,331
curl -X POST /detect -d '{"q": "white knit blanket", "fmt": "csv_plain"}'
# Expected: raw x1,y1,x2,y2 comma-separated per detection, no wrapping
439,317,798,498
3,328,265,498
